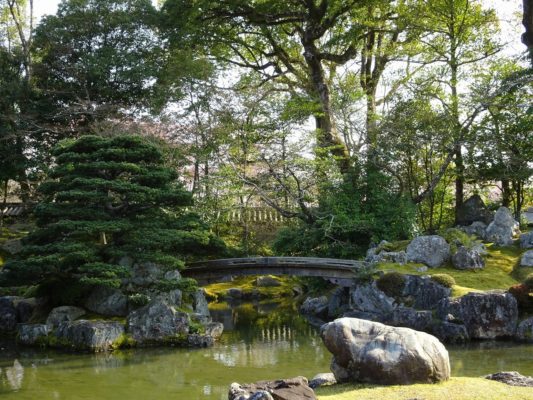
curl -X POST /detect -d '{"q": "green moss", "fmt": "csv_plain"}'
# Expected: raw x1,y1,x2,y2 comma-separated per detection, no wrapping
315,377,533,400
376,272,406,298
204,275,299,299
430,274,456,288
376,240,411,253
112,333,136,349
377,244,524,295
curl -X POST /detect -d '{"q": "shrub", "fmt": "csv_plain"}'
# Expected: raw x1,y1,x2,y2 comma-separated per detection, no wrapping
128,293,150,308
431,274,456,288
376,272,406,298
439,228,481,253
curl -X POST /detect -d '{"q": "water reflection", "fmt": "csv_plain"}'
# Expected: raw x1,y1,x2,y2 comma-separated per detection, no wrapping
1,302,533,400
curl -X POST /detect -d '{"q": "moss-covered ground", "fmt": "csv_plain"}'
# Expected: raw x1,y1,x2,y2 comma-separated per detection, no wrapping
315,377,533,400
203,275,301,300
378,243,526,297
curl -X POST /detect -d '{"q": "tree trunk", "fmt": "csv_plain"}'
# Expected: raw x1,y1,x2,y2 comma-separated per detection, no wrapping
0,180,8,228
501,179,511,207
523,0,533,61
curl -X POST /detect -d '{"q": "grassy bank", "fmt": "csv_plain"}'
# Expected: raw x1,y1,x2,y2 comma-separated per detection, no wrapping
204,275,301,300
316,377,533,400
378,243,526,297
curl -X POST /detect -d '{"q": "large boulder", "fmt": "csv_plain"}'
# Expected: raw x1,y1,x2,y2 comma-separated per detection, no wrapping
84,286,128,317
452,247,485,270
519,232,533,249
0,296,20,333
485,207,519,246
17,323,49,345
228,377,316,400
403,275,451,310
55,320,124,352
406,235,451,268
438,291,518,339
126,298,190,344
46,306,86,330
327,287,349,319
430,321,469,344
15,297,42,323
515,317,533,342
300,296,329,319
456,195,494,226
320,318,450,385
520,250,533,267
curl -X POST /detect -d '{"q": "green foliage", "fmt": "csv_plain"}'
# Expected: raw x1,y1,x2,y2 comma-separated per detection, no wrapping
0,135,224,299
273,170,415,258
439,228,482,253
128,293,150,308
430,274,456,288
153,278,198,294
376,272,406,298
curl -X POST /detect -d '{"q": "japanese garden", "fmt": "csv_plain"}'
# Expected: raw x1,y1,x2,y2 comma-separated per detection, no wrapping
0,0,533,399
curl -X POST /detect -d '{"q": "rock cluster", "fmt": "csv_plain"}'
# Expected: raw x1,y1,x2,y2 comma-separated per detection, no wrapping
485,371,533,387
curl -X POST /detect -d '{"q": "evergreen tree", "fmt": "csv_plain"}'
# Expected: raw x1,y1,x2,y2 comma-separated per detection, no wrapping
1,135,224,290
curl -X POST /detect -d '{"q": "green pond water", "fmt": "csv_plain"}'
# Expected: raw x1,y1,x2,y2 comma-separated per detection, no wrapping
1,301,533,400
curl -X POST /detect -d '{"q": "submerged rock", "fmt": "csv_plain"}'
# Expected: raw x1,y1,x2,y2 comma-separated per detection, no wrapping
228,376,316,400
320,318,450,385
55,320,124,352
406,235,451,268
46,306,86,330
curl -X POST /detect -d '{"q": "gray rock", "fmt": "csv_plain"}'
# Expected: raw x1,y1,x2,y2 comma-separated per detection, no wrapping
192,289,210,318
456,195,494,226
387,307,432,331
0,296,21,333
460,221,488,240
84,286,128,317
205,322,224,339
452,247,485,270
256,276,282,287
519,232,533,249
0,239,22,255
471,242,488,255
309,372,337,389
327,287,349,318
403,275,451,310
55,320,124,352
124,261,162,287
126,298,189,344
164,289,183,307
163,269,182,280
485,207,519,246
227,288,243,299
17,323,48,345
430,321,469,344
187,333,214,347
300,296,329,319
515,317,533,342
15,297,41,323
520,250,533,267
46,306,86,330
228,377,316,400
485,371,533,387
438,291,518,339
406,235,451,268
321,318,450,385
367,250,408,265
349,283,395,318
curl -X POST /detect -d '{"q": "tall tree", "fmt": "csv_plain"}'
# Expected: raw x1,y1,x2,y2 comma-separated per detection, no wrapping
524,0,533,63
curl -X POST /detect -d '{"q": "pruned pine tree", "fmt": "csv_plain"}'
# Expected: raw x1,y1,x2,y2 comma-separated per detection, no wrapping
1,135,224,290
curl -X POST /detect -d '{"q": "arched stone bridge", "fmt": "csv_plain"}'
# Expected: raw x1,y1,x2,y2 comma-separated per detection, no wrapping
183,257,368,287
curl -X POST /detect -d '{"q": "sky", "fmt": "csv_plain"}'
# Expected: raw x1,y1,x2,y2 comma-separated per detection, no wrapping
33,0,526,54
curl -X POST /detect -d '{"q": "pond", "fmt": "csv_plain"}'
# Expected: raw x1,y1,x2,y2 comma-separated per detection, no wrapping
1,301,533,400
